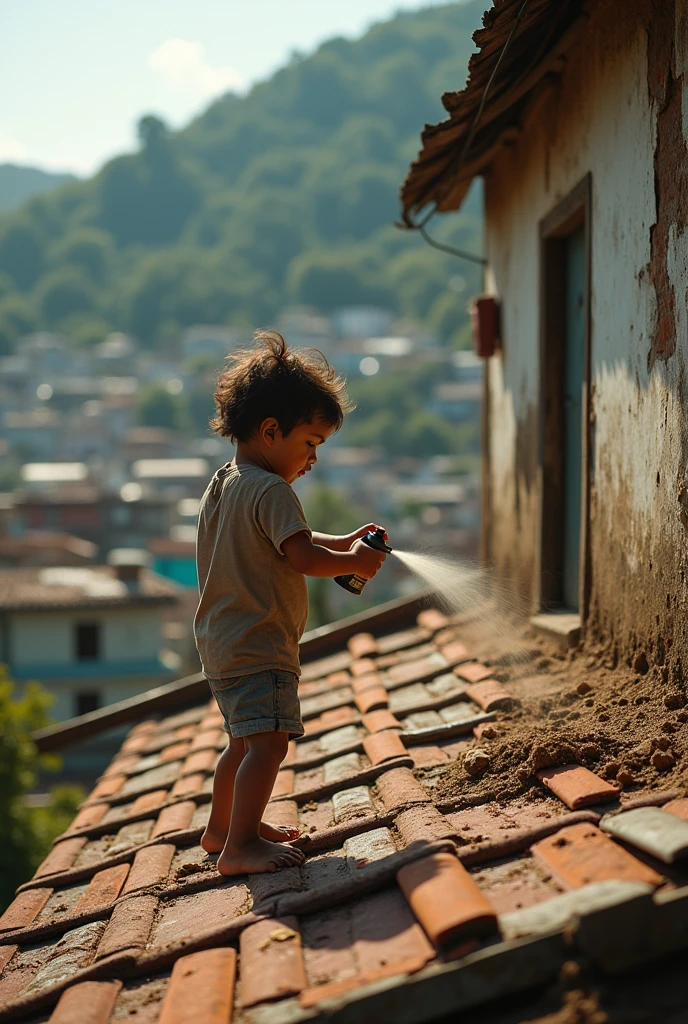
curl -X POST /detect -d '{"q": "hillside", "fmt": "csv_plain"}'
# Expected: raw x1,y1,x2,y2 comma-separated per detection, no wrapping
0,2,484,355
0,164,77,215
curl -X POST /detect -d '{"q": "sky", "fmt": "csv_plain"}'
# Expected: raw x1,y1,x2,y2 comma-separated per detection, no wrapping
3,0,453,177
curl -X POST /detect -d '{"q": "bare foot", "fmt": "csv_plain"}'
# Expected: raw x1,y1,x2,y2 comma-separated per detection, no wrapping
201,822,300,854
217,837,305,875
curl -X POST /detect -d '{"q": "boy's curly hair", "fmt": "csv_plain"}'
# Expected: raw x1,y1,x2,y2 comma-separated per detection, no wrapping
211,330,353,442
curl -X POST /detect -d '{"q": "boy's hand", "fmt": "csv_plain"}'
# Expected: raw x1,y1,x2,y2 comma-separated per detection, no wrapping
346,523,388,548
351,538,387,578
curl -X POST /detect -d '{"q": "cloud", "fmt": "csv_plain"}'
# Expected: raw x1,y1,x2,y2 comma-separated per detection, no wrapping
148,39,244,100
0,128,30,164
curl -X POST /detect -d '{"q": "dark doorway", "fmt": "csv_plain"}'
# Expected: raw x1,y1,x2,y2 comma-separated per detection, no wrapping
539,175,591,615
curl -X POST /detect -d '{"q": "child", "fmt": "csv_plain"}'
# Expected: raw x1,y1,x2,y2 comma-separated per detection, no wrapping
194,330,387,875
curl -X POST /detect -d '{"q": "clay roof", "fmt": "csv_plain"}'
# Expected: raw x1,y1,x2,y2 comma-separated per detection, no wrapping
400,0,588,223
0,566,180,611
2,608,688,1022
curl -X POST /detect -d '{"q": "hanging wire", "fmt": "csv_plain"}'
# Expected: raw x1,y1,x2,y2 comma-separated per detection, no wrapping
403,0,532,264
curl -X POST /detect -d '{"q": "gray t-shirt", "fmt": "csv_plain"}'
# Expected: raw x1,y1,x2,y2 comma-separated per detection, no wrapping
194,462,311,679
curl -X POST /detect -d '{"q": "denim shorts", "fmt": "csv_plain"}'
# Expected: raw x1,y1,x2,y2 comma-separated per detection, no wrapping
206,669,304,739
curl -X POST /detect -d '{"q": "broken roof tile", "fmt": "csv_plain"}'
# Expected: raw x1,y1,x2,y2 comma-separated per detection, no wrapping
537,765,621,810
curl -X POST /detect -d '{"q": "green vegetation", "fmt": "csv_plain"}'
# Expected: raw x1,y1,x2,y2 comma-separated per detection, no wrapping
0,164,78,215
0,2,483,355
0,669,84,911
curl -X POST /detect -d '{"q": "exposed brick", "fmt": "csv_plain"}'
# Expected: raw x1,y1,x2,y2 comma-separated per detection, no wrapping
389,683,431,714
348,633,379,659
158,948,237,1024
189,728,224,754
455,662,493,684
131,790,168,815
409,744,450,769
386,653,449,688
301,907,356,990
35,837,87,878
332,787,374,823
268,800,299,829
354,686,388,715
73,864,130,915
362,730,407,766
182,749,217,776
439,641,471,666
0,888,52,932
416,609,449,632
170,773,206,798
319,725,361,754
664,797,688,821
397,851,498,948
272,769,295,798
48,980,122,1024
395,805,458,846
89,775,126,800
305,706,355,736
345,828,397,870
96,895,157,959
122,845,175,894
601,806,688,864
26,921,107,996
350,657,377,677
103,754,140,778
151,885,250,948
323,752,361,785
531,823,664,889
67,803,108,833
160,741,192,764
362,709,402,734
376,767,431,811
465,680,515,712
537,765,620,810
239,916,307,1007
326,670,351,689
151,800,196,838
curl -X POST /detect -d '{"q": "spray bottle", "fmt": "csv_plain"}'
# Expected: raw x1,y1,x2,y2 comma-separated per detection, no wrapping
334,528,392,595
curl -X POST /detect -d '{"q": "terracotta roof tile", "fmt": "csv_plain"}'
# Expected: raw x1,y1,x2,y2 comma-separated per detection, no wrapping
3,605,687,1023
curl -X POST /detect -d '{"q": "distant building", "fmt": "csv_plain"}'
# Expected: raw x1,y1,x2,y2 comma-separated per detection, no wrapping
148,535,197,588
430,381,482,422
131,458,210,497
332,306,392,340
0,557,181,721
2,409,61,460
122,427,183,465
0,532,97,568
182,324,240,366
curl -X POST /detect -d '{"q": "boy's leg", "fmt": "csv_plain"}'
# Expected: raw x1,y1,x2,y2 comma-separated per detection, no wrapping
201,735,300,854
217,731,305,875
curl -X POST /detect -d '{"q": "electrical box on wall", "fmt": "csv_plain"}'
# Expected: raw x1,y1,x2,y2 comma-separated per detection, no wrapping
470,295,500,358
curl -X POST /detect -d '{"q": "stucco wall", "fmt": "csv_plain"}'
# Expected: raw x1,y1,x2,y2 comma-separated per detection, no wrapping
484,0,688,676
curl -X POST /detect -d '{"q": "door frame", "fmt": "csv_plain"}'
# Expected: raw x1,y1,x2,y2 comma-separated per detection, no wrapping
536,173,592,621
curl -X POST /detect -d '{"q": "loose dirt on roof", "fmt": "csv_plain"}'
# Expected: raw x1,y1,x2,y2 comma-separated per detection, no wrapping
423,613,688,812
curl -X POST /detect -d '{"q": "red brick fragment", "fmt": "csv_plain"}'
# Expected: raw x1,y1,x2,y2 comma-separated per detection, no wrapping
102,754,140,777
664,797,688,821
537,764,620,809
90,775,126,800
348,633,379,659
131,789,168,815
128,719,158,736
160,741,192,764
465,679,514,711
73,864,130,914
397,851,497,947
354,686,388,715
152,800,196,838
158,948,237,1024
35,837,87,877
439,641,471,666
120,733,151,756
67,803,108,833
325,670,351,689
531,822,664,889
175,724,198,740
182,749,217,775
352,672,384,695
395,805,457,845
386,655,448,688
239,916,307,1007
268,800,299,829
171,773,206,798
362,709,402,734
272,769,295,798
122,844,175,894
362,730,407,766
48,980,122,1024
350,657,377,677
416,609,449,632
473,721,497,741
96,895,157,959
0,945,17,973
455,662,494,685
376,767,430,810
188,728,223,754
409,745,450,769
0,888,52,932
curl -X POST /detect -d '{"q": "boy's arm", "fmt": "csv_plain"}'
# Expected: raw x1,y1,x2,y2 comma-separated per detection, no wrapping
311,524,387,553
282,530,386,578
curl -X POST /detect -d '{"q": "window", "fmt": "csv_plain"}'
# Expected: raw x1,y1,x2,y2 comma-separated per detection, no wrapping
75,691,100,716
75,622,100,660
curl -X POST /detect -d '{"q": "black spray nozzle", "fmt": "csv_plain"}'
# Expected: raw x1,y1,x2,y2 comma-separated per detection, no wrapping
363,528,393,554
333,529,392,595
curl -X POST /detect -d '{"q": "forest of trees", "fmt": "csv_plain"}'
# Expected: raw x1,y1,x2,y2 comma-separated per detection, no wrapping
0,1,484,356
